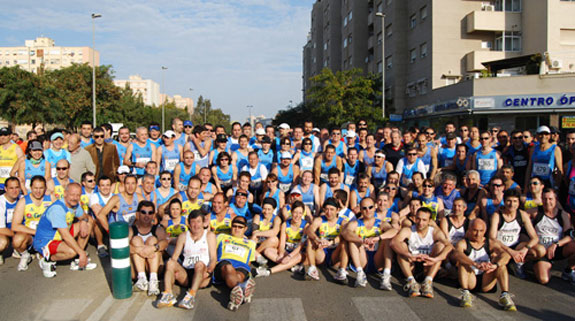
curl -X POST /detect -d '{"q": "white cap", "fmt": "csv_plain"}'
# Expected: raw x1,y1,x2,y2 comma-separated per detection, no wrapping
312,127,320,133
278,123,290,130
117,165,130,174
280,151,292,159
290,187,302,195
536,125,551,134
255,128,265,135
346,131,356,138
163,130,176,138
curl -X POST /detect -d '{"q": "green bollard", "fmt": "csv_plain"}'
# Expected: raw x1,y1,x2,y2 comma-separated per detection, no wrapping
109,221,132,299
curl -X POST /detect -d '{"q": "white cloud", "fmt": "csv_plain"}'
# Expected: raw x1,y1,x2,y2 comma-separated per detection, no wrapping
0,0,312,121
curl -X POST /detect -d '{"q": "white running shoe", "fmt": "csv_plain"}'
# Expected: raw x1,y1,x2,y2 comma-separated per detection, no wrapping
355,270,367,287
134,277,148,292
148,279,160,296
17,251,33,271
39,258,57,278
380,274,392,291
70,258,97,271
334,268,348,284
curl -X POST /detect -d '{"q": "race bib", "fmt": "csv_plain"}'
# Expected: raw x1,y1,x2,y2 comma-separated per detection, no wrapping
320,173,328,182
223,243,247,257
533,163,550,177
344,175,355,186
6,208,14,224
193,151,201,160
301,158,314,170
183,255,200,268
0,166,11,178
540,236,556,248
279,183,291,193
136,157,151,165
27,220,39,230
165,159,179,171
478,158,495,171
251,179,262,189
51,167,57,178
178,183,187,192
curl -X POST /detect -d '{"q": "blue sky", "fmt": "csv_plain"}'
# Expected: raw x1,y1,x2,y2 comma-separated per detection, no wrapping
0,0,313,121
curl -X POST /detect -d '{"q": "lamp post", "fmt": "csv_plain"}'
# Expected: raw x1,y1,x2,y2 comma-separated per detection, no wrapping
247,105,253,128
91,13,102,128
188,88,193,122
376,12,385,120
161,66,168,132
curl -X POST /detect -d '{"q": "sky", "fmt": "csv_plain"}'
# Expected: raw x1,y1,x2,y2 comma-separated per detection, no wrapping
0,0,313,122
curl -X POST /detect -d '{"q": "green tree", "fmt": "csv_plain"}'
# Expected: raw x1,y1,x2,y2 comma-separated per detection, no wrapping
192,95,231,132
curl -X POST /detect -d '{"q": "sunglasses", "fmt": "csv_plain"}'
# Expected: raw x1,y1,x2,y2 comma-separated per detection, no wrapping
407,153,417,156
523,135,531,138
236,192,248,197
56,167,68,171
530,181,540,185
512,136,523,140
184,125,193,128
161,177,171,181
140,210,154,215
303,143,312,145
492,183,503,187
361,205,374,210
384,187,397,190
423,184,434,188
480,137,490,141
282,142,291,145
220,158,229,161
426,132,435,135
231,224,246,229
93,135,104,139
85,179,95,183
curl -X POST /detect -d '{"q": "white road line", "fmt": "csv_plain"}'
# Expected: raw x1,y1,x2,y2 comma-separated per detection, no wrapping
108,296,138,320
85,296,115,321
352,297,422,321
134,298,193,321
36,298,92,321
250,298,307,321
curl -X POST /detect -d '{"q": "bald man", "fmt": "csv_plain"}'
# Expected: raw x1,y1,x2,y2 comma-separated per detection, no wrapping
47,159,74,200
68,134,96,182
33,183,96,278
453,218,516,311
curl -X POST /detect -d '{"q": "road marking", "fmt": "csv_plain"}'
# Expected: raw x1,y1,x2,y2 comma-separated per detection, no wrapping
468,295,516,321
85,296,115,321
37,298,92,321
250,298,307,321
108,296,138,320
352,297,422,321
134,298,193,321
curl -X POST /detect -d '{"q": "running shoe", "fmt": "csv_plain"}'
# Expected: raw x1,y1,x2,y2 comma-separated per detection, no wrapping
499,292,517,312
334,268,348,285
255,255,268,266
148,279,160,296
70,258,97,271
306,266,320,281
134,277,148,292
39,258,57,278
459,289,473,308
17,251,33,271
177,292,195,310
403,279,421,297
379,274,392,291
156,292,177,308
243,278,256,304
228,285,244,311
355,270,367,287
254,266,270,278
421,280,434,298
561,269,575,284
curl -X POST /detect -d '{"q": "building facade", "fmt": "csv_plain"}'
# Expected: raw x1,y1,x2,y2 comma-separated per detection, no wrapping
114,75,161,107
303,0,575,132
0,37,99,73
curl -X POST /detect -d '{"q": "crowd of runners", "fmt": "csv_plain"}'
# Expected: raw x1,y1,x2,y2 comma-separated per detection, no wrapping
0,118,574,312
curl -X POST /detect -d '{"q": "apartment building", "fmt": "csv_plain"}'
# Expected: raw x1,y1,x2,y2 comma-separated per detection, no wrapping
0,37,99,73
303,0,575,131
114,75,161,107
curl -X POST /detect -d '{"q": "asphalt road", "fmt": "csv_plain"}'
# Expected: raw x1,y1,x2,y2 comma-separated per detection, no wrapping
1,247,574,321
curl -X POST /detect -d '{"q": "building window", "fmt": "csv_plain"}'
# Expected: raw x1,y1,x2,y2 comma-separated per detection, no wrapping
446,78,458,86
377,61,383,73
495,0,521,12
494,31,521,51
377,2,383,12
348,11,352,21
410,48,416,63
386,24,392,37
481,41,492,49
344,16,348,27
386,56,392,69
386,0,392,5
377,32,383,45
409,14,416,29
420,6,427,20
417,79,428,95
344,38,348,48
420,43,427,58
348,34,353,46
324,41,328,50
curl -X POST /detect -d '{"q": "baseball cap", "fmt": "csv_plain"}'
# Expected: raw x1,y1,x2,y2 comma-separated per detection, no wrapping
346,131,356,138
149,125,160,132
261,136,272,144
163,130,176,138
216,134,228,142
290,187,302,196
50,132,64,141
231,216,248,227
29,140,43,151
278,123,290,130
536,126,551,134
117,165,130,174
0,127,12,136
280,151,292,159
183,120,193,127
446,132,457,140
255,128,266,135
312,127,320,133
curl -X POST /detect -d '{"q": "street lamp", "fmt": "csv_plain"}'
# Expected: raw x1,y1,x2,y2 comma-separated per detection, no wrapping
247,105,253,128
91,13,102,128
161,66,168,132
376,12,385,120
188,88,193,122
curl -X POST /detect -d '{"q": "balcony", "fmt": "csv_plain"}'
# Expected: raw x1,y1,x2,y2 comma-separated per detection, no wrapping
465,50,520,72
466,10,521,33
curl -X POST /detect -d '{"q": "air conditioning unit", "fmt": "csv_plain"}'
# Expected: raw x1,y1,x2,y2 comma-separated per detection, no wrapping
482,5,495,11
550,59,563,69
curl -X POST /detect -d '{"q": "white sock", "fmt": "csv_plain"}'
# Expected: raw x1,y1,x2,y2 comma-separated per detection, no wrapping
356,267,363,273
138,272,146,280
383,268,391,276
424,276,433,283
407,276,414,281
150,272,158,281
